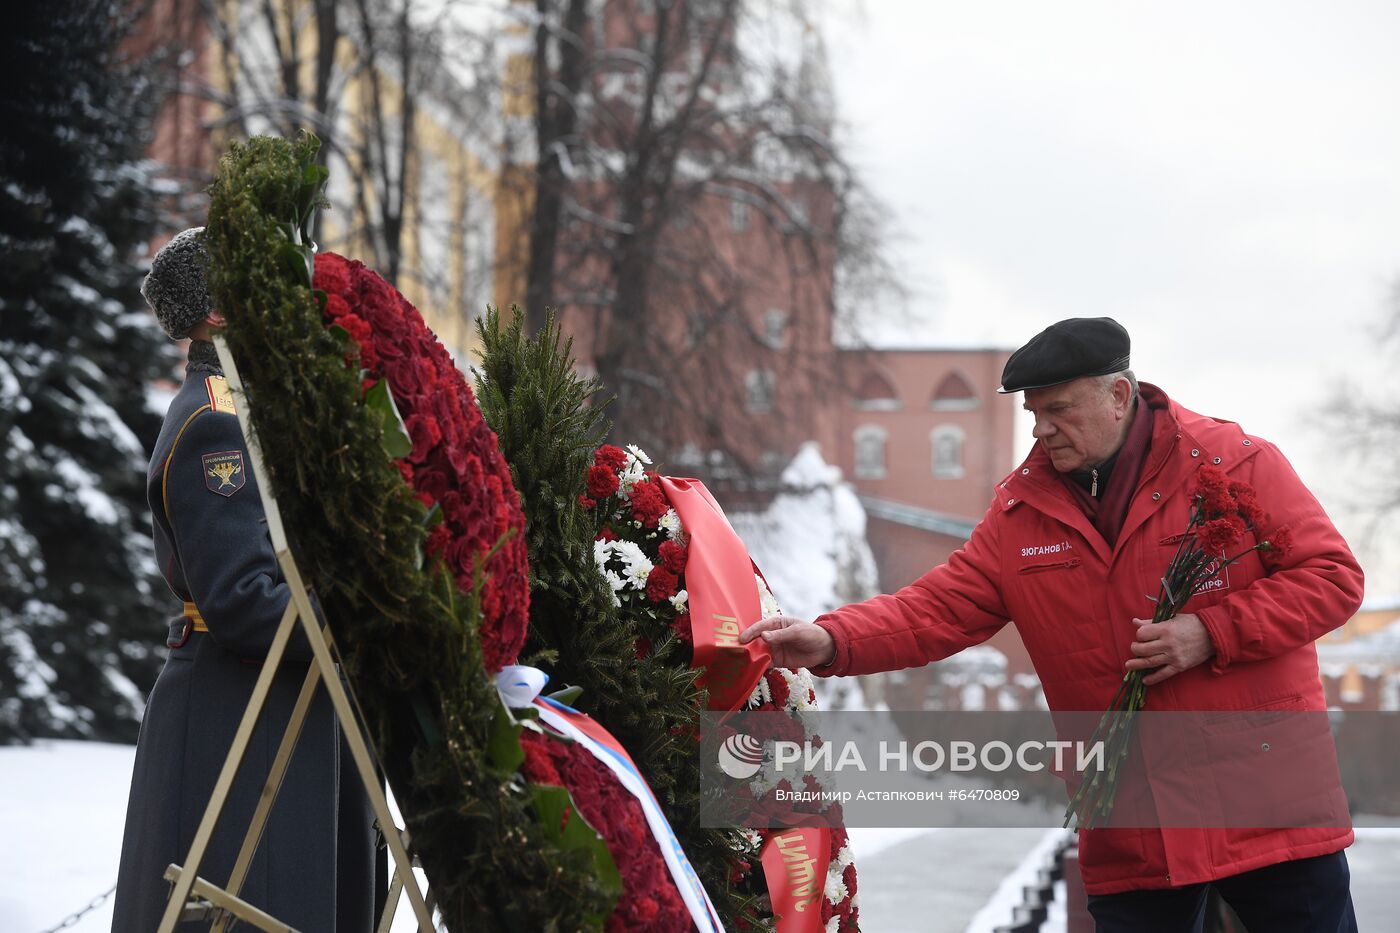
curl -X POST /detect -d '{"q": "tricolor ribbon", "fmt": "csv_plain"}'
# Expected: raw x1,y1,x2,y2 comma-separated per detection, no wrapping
656,478,837,933
495,666,726,933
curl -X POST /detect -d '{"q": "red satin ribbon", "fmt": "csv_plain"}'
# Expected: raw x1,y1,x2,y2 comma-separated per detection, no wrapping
658,476,771,714
761,828,832,928
657,476,835,933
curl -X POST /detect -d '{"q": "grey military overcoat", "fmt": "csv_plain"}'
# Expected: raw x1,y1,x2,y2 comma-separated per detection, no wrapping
112,341,374,932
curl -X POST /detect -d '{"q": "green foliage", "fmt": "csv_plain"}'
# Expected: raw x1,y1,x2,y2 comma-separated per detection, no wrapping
204,134,612,931
476,308,766,929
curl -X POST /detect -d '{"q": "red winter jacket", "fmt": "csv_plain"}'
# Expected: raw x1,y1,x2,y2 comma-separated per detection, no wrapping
813,383,1364,894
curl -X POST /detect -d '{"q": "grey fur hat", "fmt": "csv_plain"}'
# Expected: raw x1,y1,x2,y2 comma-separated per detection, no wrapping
142,226,212,340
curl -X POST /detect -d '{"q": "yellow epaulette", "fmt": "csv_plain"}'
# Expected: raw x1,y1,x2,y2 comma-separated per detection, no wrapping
205,375,237,415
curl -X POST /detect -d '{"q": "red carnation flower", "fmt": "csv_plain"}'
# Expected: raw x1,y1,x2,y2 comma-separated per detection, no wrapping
578,494,596,509
594,444,628,471
671,612,693,645
767,670,791,708
658,539,688,573
587,464,621,500
596,527,619,542
628,480,670,528
1199,515,1246,554
646,566,679,604
634,636,652,660
1195,465,1234,517
323,292,351,321
1263,525,1294,565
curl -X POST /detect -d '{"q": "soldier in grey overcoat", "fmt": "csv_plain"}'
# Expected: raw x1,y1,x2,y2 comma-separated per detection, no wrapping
112,228,375,932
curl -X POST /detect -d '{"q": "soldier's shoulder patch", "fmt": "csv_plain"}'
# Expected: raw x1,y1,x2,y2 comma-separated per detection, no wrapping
202,450,246,497
205,376,237,415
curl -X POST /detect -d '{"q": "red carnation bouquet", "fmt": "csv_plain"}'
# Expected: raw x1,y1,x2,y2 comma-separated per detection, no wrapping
1064,465,1294,829
584,443,862,932
313,252,529,672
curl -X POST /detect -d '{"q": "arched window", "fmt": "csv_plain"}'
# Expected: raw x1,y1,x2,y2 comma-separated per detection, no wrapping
852,371,900,411
931,371,979,410
853,424,888,479
931,425,966,479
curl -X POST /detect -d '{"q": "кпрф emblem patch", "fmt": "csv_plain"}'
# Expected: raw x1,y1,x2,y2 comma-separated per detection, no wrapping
202,450,246,496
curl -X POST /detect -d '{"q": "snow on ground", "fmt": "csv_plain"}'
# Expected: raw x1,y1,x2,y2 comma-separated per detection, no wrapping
963,828,1068,933
0,740,130,931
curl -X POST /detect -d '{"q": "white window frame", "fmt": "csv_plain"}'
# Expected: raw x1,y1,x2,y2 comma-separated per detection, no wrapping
931,424,966,479
853,424,888,480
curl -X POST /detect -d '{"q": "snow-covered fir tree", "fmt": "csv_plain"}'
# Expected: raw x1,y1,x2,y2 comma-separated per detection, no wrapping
0,1,177,741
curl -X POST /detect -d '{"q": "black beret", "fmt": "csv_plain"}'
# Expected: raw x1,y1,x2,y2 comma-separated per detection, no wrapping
998,317,1131,393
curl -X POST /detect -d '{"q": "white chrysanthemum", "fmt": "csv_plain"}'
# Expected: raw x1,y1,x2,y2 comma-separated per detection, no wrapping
593,538,615,568
626,443,653,465
756,574,781,620
619,460,648,493
608,539,653,589
835,844,855,870
782,668,819,711
669,589,688,613
825,917,841,933
746,674,771,708
824,871,848,904
658,508,684,540
740,829,763,849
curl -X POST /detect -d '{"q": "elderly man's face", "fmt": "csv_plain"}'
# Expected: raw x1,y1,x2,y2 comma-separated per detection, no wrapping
1023,377,1133,473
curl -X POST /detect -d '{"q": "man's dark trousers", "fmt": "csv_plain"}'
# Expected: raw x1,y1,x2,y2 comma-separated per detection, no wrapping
1086,851,1357,933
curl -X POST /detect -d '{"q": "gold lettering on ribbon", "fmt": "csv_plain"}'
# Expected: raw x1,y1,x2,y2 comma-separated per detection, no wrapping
712,613,740,646
701,612,749,695
774,831,820,912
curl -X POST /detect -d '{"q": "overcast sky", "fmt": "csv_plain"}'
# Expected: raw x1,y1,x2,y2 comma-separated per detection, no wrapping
822,0,1400,588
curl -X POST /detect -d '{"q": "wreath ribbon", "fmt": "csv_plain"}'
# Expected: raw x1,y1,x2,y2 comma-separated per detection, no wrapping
655,478,836,933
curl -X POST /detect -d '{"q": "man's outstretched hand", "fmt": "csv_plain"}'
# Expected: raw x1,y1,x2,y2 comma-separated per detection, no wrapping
739,615,836,670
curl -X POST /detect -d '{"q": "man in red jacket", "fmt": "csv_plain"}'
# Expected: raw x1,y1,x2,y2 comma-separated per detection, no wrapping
741,317,1362,932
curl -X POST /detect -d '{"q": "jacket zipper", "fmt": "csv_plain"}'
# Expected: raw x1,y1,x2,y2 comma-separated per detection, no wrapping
1018,558,1082,575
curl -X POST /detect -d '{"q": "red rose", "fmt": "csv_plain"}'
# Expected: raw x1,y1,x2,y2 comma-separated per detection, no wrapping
627,480,669,528
646,566,679,604
658,539,687,573
587,464,620,499
594,444,628,471
405,414,442,464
